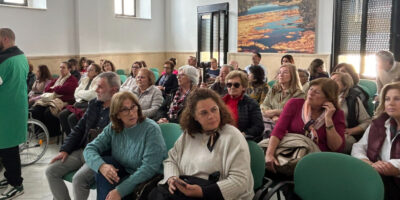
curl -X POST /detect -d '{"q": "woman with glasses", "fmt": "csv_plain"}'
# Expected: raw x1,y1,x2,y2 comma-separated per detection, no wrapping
222,70,264,142
149,88,254,200
352,82,400,200
261,64,304,123
120,61,142,92
155,60,178,96
131,68,164,119
155,65,198,124
83,91,167,200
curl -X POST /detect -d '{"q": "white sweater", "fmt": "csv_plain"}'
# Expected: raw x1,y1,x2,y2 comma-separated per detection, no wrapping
74,76,99,103
162,124,254,200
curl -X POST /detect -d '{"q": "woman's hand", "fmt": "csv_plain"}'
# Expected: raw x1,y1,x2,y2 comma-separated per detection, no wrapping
106,189,121,200
265,154,279,173
263,109,278,118
174,178,203,198
167,176,178,194
156,86,165,91
322,102,336,120
372,161,400,176
99,163,120,184
157,118,169,124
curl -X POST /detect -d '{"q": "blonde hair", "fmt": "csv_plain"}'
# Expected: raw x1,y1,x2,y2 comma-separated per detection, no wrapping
225,70,248,88
375,82,400,117
272,64,302,95
110,91,145,133
331,72,354,97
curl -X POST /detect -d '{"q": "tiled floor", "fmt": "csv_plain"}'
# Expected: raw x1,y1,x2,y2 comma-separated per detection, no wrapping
0,144,97,200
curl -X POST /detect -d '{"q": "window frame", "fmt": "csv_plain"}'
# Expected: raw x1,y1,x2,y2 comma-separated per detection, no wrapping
114,0,136,17
0,0,27,6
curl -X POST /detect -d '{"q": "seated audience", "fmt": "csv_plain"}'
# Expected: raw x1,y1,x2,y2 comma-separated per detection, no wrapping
261,64,305,122
207,58,220,79
83,91,167,200
120,61,142,92
230,60,240,70
45,72,120,200
156,65,198,124
246,65,269,104
166,57,178,75
59,63,102,136
27,62,36,93
141,60,147,68
209,64,231,96
265,78,345,172
187,56,197,68
31,61,78,137
68,58,81,81
132,68,164,119
331,72,371,153
156,60,178,96
352,82,400,200
245,52,267,81
149,88,254,200
102,60,115,72
332,63,370,110
375,50,400,100
222,70,264,142
28,64,52,106
79,57,87,73
297,68,310,92
308,58,329,81
281,54,295,65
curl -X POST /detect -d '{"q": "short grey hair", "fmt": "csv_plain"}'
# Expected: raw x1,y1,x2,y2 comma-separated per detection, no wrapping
98,72,121,89
297,68,309,77
0,28,15,41
376,50,394,65
221,64,233,71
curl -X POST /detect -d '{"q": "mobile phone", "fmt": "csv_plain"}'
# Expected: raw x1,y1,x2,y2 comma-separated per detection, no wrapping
175,179,187,188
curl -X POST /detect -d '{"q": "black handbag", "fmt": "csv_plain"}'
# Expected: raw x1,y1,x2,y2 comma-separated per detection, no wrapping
131,174,163,200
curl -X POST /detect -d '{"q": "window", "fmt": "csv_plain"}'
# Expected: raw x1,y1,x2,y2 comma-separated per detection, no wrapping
332,0,399,78
114,0,135,17
0,0,27,6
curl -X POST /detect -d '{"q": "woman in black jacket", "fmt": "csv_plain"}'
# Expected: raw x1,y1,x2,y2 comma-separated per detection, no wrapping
155,60,178,96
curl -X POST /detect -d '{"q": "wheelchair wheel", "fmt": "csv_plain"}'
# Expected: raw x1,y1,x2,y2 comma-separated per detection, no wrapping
19,119,49,166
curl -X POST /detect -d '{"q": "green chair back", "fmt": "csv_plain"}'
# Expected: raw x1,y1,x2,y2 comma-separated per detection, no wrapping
63,171,96,189
159,123,182,150
247,140,265,190
119,75,127,84
152,71,159,80
359,79,377,97
52,74,59,79
294,152,384,200
116,69,125,75
150,68,159,74
267,80,276,87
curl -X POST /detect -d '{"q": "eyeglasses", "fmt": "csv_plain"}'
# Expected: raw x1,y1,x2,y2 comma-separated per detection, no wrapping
226,82,241,88
132,66,140,69
120,104,138,115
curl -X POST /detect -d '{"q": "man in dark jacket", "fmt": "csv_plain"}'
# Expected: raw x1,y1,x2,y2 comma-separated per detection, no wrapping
45,72,120,200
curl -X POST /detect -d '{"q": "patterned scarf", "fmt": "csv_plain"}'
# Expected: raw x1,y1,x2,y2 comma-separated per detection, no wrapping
168,88,191,120
51,73,71,89
301,100,326,144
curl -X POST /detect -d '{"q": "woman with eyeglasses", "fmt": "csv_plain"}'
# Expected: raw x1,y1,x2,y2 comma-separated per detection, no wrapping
261,64,304,123
120,61,142,92
155,60,178,96
149,88,254,200
222,70,264,142
83,91,167,200
131,68,164,119
351,82,400,200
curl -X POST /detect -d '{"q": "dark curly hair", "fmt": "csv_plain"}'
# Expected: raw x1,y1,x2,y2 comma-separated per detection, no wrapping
249,65,265,86
180,88,233,136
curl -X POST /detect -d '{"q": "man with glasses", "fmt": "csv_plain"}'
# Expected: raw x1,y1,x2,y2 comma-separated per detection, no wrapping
45,72,120,200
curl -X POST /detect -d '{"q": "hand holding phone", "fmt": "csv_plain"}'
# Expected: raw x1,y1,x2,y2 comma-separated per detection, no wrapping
175,178,188,188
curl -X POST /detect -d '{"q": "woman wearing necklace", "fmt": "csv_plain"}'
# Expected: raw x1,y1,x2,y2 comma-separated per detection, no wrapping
149,88,254,200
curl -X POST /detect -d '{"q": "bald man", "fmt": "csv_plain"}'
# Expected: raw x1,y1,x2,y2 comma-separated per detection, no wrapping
0,28,28,199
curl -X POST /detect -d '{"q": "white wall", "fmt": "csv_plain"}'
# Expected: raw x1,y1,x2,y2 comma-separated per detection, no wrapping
0,0,165,56
165,0,334,54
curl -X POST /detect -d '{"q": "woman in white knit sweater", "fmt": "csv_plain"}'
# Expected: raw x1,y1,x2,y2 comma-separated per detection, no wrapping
149,88,254,200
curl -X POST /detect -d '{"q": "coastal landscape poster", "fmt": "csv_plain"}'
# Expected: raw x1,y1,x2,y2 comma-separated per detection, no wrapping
238,0,316,53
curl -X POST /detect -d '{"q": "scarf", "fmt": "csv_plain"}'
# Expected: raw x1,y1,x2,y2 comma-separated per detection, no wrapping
301,100,326,144
51,73,71,89
168,87,191,120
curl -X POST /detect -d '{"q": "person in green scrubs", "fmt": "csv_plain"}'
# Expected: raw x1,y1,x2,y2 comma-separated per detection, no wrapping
0,28,28,199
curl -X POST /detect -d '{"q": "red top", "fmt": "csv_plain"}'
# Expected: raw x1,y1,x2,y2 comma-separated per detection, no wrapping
271,98,346,152
222,93,243,127
45,75,78,104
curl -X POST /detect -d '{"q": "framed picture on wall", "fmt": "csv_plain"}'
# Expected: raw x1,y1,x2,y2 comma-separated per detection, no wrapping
238,0,316,53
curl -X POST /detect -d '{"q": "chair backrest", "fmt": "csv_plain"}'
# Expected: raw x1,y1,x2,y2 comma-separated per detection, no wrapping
159,123,182,150
247,140,265,190
152,71,159,80
267,80,276,87
294,152,384,200
359,79,377,97
116,69,125,75
150,68,159,73
119,75,127,84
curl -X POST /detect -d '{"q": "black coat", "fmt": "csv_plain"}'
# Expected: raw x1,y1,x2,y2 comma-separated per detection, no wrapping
155,74,178,95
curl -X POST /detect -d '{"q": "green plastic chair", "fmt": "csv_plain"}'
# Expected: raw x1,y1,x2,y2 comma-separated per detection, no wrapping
116,69,125,75
119,75,127,84
52,74,59,79
359,79,377,97
62,171,96,189
159,123,182,150
248,141,265,190
267,80,276,87
150,68,159,74
152,71,159,80
293,152,384,200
